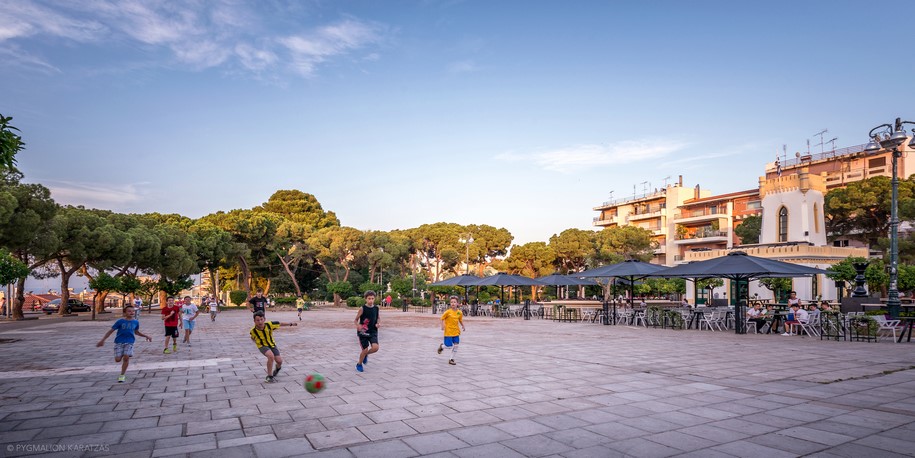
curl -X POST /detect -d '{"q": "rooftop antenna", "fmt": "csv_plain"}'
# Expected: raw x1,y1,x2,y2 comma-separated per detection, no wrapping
813,129,828,154
826,137,838,153
662,176,671,187
640,181,649,194
782,144,787,162
806,139,811,155
607,190,614,202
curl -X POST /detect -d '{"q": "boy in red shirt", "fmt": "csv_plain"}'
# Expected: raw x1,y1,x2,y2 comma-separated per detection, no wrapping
161,296,181,354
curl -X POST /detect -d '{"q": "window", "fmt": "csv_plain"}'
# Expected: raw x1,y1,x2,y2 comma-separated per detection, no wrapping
869,157,886,168
833,240,849,247
778,207,788,242
813,203,820,233
747,201,762,210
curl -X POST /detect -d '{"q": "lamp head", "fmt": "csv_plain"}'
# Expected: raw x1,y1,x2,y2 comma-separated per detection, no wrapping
864,138,881,153
909,135,915,149
881,129,909,149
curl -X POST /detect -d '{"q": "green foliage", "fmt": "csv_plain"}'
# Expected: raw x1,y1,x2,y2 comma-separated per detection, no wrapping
897,264,915,294
0,248,28,285
734,215,761,244
759,277,792,293
229,290,247,306
644,277,686,296
549,228,593,273
273,296,297,304
826,257,888,294
88,272,121,294
326,281,354,299
157,276,193,296
505,242,556,277
116,275,143,296
0,114,24,171
358,282,382,294
390,276,424,298
825,176,915,244
592,226,654,264
696,278,724,290
346,296,366,307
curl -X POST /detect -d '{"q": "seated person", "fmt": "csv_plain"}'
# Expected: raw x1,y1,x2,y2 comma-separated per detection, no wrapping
681,298,692,309
819,301,832,312
746,304,767,332
782,304,809,336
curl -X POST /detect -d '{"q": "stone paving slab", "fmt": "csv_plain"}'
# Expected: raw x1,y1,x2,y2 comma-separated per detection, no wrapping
1,308,915,457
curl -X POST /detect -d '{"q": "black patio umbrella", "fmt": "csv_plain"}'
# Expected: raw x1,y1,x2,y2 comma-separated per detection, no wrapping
429,274,482,303
580,260,667,306
534,274,597,300
471,273,543,307
652,251,829,334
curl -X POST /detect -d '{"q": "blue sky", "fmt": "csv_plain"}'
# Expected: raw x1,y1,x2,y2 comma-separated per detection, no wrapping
2,0,914,253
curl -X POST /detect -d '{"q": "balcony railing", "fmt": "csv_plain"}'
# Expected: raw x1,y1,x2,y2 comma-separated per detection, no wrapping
676,230,728,241
673,209,727,219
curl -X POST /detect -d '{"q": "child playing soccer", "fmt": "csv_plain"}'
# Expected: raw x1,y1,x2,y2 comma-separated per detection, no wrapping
296,295,306,321
161,296,180,354
354,290,380,372
437,296,465,365
250,312,297,383
180,295,199,346
97,305,152,382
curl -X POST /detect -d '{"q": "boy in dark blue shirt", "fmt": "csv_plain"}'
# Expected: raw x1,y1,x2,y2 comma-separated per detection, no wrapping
97,305,152,383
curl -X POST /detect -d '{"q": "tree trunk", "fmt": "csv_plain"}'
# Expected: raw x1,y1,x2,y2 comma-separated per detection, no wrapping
96,291,109,315
13,276,25,320
57,259,81,316
238,256,251,297
264,278,271,296
209,268,219,297
333,292,342,307
277,255,303,297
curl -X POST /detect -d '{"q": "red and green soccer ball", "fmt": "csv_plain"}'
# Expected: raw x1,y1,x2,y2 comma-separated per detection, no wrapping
304,373,326,393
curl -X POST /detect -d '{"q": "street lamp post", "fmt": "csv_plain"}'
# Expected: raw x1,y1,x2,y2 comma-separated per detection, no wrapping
865,117,915,320
459,234,473,275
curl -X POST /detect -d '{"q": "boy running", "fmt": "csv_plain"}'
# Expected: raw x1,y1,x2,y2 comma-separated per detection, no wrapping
161,296,180,354
354,291,380,372
296,295,306,321
248,288,268,316
97,305,152,382
437,296,465,365
250,312,297,383
181,296,199,346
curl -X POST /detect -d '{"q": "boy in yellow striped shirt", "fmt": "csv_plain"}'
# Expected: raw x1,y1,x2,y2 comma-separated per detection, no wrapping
250,312,297,383
437,296,466,365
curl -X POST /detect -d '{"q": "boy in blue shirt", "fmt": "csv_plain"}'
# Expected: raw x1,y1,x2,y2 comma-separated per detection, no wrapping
97,305,152,383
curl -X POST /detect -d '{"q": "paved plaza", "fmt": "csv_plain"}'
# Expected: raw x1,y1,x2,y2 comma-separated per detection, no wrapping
1,307,914,458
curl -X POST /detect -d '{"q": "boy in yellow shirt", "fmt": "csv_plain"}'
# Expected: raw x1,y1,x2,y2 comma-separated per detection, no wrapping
437,296,465,365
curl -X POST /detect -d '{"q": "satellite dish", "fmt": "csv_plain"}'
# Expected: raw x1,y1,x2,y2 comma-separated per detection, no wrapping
795,152,801,158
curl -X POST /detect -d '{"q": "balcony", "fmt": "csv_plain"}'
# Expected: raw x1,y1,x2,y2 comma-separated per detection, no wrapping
592,215,618,227
672,208,728,224
628,210,663,221
674,230,729,245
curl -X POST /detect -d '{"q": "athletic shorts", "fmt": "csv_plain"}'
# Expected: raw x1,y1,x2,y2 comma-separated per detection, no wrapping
258,346,280,356
114,343,134,358
165,326,179,338
443,335,460,347
358,332,378,349
297,308,303,312
183,319,196,331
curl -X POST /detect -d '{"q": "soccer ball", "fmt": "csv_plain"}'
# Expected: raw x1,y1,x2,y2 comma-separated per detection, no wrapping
304,373,326,393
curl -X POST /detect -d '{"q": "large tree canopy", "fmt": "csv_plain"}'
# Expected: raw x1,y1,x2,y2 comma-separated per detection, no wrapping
825,175,915,245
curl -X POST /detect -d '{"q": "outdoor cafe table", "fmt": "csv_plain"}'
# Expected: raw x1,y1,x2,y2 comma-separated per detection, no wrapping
897,316,915,343
766,311,789,334
687,309,705,329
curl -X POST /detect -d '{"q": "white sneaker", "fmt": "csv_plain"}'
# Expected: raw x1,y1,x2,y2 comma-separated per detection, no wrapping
781,332,790,336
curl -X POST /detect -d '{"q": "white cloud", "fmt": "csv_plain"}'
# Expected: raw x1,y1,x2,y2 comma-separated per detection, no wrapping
0,1,386,78
498,140,688,174
279,19,384,77
44,180,147,207
0,45,60,73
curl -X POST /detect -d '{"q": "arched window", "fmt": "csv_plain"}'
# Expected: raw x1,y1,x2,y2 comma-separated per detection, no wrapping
778,207,789,242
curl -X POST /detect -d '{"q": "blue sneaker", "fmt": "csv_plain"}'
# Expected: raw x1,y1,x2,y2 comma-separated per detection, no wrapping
356,363,364,372
362,355,368,365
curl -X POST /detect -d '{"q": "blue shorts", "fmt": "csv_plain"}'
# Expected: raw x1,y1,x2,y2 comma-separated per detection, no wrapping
183,319,196,331
443,336,460,347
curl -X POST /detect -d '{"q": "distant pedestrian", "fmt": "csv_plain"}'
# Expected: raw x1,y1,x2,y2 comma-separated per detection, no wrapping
384,295,392,307
206,295,219,322
437,296,465,365
354,290,380,372
180,295,199,346
133,296,142,317
248,289,268,316
97,304,152,383
296,295,305,321
250,312,297,383
161,297,180,354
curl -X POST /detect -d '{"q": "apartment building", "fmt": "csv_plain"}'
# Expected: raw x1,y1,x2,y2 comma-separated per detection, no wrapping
592,177,704,265
672,189,762,263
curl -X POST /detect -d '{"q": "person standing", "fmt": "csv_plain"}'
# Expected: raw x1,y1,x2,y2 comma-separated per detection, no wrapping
250,312,297,383
437,296,466,365
98,304,152,382
133,296,143,316
161,297,180,354
354,291,380,372
180,296,199,346
248,289,269,316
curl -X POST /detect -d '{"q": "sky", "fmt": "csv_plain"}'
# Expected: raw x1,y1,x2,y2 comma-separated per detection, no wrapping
2,0,914,260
